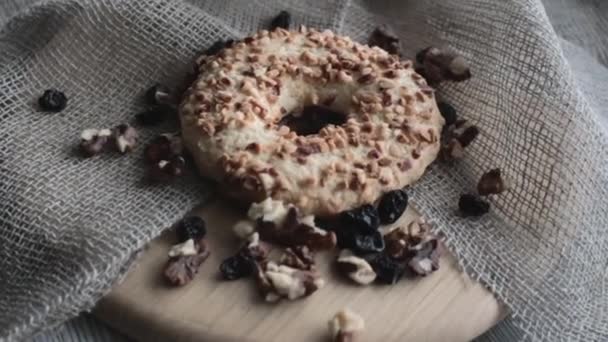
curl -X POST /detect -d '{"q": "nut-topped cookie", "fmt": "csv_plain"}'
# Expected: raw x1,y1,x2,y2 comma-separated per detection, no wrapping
180,27,444,216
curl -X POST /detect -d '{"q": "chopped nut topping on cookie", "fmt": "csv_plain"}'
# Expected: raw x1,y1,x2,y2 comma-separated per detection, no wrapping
180,28,444,216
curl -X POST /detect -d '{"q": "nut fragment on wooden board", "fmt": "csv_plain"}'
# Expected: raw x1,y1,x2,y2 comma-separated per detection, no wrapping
328,309,365,342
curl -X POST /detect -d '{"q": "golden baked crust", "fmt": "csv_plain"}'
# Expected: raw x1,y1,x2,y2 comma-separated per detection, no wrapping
180,27,444,216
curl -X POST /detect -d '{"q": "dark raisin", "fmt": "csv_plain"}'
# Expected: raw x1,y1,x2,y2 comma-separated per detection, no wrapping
167,155,186,175
377,189,409,224
458,194,490,217
38,89,67,112
145,84,173,105
203,39,234,56
270,10,291,30
220,254,254,280
367,253,406,285
314,216,336,231
415,47,434,64
437,102,457,126
149,155,186,181
333,227,352,250
351,231,385,255
144,136,172,163
176,216,207,242
340,204,380,234
457,126,479,147
136,104,175,126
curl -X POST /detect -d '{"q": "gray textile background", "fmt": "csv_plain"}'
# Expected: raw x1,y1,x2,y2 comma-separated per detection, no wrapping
1,0,607,341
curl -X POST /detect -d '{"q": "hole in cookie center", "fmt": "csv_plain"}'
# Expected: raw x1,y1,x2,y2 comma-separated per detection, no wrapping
278,105,347,136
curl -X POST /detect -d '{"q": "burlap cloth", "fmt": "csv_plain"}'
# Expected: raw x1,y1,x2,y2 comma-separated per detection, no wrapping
1,0,607,341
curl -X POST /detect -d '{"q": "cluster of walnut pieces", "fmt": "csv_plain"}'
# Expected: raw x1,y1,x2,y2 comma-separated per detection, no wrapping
222,198,329,302
79,124,138,157
336,217,442,286
218,196,443,297
76,80,179,159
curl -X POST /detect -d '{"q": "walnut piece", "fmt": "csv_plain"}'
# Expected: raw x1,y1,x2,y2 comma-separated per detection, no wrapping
113,124,138,153
257,207,337,250
328,309,365,342
336,249,377,285
80,128,111,157
477,168,506,196
167,238,197,258
248,197,290,226
280,245,316,271
149,155,186,181
258,261,324,301
407,237,442,276
164,239,210,286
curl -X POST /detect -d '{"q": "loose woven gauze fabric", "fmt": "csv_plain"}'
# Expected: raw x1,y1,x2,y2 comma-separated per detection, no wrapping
0,0,607,341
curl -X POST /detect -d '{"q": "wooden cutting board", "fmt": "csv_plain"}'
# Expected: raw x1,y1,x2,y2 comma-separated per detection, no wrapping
94,199,505,342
